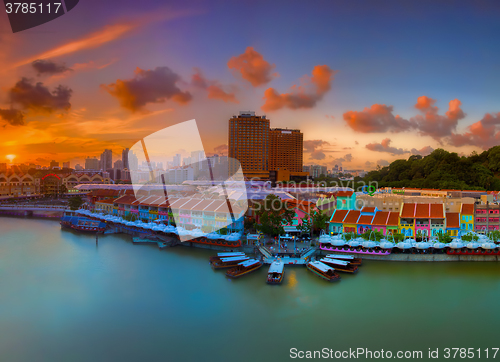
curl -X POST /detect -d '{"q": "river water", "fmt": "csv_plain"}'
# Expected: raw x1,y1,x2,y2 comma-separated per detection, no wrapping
1,217,500,361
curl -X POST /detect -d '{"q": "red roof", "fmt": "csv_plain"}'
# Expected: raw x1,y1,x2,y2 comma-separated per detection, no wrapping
357,214,374,225
372,211,389,225
336,191,354,197
430,203,444,218
361,206,376,213
461,204,474,215
343,210,361,224
415,204,430,218
446,212,460,228
330,209,348,223
387,212,399,226
401,203,416,218
114,195,138,205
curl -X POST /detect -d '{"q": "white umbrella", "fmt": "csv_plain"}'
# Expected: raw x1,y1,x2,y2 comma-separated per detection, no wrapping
362,241,378,248
448,240,465,249
331,238,347,246
348,239,361,247
379,241,395,249
481,242,497,250
416,242,432,249
396,241,413,249
319,234,331,244
466,242,482,249
432,242,447,249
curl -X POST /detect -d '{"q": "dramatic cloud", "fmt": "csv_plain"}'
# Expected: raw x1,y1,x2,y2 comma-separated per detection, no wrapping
410,96,465,140
411,146,435,156
191,69,238,103
448,112,500,149
303,139,330,153
344,153,353,162
310,150,326,160
213,144,228,154
365,138,408,155
0,108,25,126
227,47,277,86
262,65,336,111
32,59,72,76
9,78,72,113
343,104,413,133
365,161,375,169
377,159,390,166
102,67,192,112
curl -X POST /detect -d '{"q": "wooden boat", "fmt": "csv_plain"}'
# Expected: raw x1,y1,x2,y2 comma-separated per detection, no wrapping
266,260,285,284
226,259,263,278
209,252,246,263
210,255,249,269
60,215,107,233
306,261,341,282
320,257,358,273
326,254,362,266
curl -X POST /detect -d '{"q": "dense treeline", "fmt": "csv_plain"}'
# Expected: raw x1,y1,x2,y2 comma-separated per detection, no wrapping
363,146,500,191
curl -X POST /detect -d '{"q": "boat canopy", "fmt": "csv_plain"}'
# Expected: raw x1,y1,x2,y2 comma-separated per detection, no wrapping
321,258,349,266
217,252,246,257
268,261,284,274
309,261,334,273
220,256,249,263
326,254,354,260
238,259,261,267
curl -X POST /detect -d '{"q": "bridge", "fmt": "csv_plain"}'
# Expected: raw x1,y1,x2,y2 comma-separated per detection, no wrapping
0,205,68,217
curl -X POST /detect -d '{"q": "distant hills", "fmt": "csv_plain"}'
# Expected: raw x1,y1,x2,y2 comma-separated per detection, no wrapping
364,146,500,191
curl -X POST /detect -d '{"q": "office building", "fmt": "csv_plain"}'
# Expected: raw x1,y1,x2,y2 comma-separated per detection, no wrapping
269,128,303,173
228,111,270,179
85,157,99,170
100,149,113,171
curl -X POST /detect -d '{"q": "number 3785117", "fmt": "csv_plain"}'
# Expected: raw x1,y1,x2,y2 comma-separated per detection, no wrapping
5,3,62,14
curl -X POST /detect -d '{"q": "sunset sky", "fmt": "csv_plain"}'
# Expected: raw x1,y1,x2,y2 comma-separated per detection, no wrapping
1,0,500,170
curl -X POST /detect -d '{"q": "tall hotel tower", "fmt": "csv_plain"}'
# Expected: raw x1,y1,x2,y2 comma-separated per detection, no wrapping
228,111,270,179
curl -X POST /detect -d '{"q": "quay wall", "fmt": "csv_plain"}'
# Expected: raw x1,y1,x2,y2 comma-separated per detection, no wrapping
0,210,63,218
317,250,500,262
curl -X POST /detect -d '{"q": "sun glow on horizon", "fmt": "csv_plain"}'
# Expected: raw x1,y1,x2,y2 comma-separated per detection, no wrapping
5,154,16,163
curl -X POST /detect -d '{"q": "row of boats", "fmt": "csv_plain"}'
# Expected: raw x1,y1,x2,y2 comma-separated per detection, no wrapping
319,233,500,255
208,252,362,284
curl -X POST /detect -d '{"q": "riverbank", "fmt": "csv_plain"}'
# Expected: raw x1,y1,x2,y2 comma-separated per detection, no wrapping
317,250,500,262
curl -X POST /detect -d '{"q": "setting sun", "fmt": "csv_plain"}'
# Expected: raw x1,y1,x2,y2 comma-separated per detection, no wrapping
5,154,16,163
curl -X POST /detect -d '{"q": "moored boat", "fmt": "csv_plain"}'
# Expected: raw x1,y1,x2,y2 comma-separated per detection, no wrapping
226,259,263,278
326,254,362,266
60,214,107,233
210,255,250,269
306,261,341,282
320,257,358,273
266,260,285,284
209,252,246,263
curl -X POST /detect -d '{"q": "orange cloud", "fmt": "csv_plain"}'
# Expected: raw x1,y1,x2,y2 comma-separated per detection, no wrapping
449,112,500,149
261,65,336,111
227,47,277,86
14,23,134,68
411,96,465,140
102,67,192,112
343,104,412,133
191,68,238,103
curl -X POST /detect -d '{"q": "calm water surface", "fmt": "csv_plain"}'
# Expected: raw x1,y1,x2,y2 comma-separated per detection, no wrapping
1,217,500,361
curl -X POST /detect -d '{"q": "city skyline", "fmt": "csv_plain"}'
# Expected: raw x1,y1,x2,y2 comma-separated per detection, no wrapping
1,1,500,170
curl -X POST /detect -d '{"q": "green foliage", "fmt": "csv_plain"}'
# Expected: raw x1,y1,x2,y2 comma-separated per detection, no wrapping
310,209,330,236
437,232,453,243
68,196,83,210
124,213,138,222
363,147,500,191
488,230,500,242
297,216,312,235
461,232,479,242
256,194,295,236
392,233,405,242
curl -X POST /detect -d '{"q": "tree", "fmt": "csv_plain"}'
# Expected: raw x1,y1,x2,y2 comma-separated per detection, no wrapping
68,196,83,210
297,216,312,235
310,209,330,236
255,194,294,237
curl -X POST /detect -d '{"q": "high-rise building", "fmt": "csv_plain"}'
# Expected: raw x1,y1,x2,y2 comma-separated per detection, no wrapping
228,111,270,179
172,154,181,168
114,160,124,170
100,149,113,171
122,148,130,169
62,162,70,169
50,160,59,169
269,128,303,173
128,151,138,171
85,157,99,170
